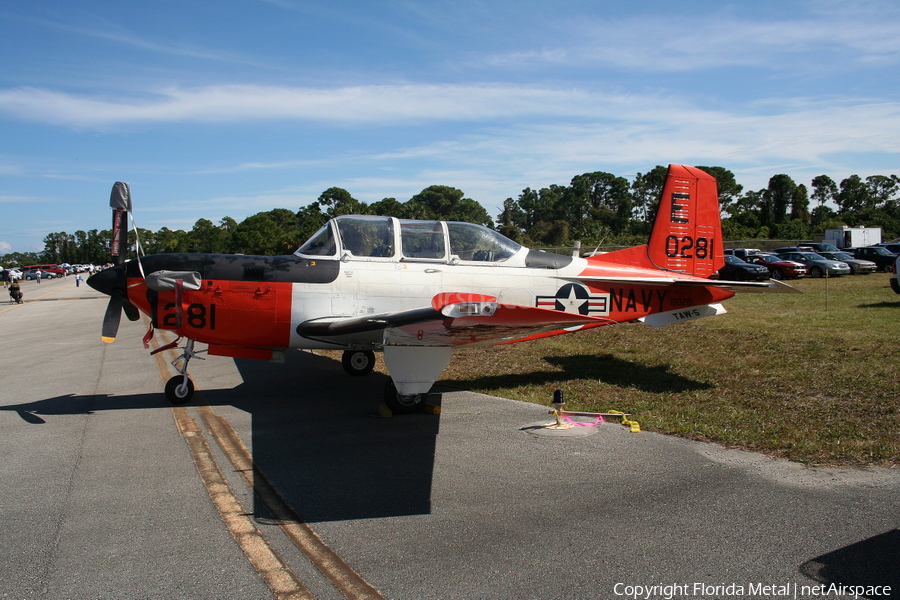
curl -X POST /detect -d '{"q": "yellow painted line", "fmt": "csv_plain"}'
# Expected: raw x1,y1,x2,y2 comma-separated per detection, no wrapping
171,407,314,600
147,324,385,600
197,405,387,600
147,326,315,600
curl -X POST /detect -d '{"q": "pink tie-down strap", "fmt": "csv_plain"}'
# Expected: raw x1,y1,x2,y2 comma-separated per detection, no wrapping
562,414,605,427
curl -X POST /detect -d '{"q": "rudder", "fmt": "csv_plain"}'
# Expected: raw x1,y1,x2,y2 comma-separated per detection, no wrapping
591,164,724,277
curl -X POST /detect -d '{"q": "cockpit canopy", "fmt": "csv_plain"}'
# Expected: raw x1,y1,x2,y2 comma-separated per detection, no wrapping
295,215,526,266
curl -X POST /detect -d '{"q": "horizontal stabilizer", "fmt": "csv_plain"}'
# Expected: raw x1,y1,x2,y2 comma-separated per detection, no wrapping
570,275,801,294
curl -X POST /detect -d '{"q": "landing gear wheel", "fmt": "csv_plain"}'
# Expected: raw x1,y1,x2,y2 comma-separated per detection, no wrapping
165,375,194,405
383,380,425,414
342,350,376,376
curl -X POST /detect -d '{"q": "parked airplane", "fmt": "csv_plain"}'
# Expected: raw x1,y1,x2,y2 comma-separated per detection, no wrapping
88,165,796,411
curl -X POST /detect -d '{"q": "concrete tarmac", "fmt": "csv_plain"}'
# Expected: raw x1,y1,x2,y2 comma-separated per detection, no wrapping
1,275,898,600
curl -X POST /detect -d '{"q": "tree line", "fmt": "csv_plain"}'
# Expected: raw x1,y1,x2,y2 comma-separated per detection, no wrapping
3,167,898,267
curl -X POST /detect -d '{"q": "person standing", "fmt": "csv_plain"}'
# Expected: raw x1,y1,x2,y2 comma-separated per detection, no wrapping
35,269,41,284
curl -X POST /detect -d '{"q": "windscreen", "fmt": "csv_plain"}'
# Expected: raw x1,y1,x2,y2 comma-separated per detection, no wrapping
447,222,520,262
295,223,336,257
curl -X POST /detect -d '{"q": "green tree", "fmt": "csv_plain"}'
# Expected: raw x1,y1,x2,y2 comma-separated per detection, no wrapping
407,185,464,220
766,174,797,226
837,175,872,212
496,197,527,230
567,171,632,236
316,187,368,218
630,166,667,223
811,175,838,207
369,197,406,218
790,184,810,225
188,218,219,253
150,227,188,254
866,175,899,209
448,198,493,226
232,212,279,255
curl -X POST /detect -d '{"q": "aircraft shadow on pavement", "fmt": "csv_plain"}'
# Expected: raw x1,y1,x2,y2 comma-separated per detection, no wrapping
203,350,440,524
2,351,439,524
799,529,900,595
442,353,712,394
2,392,172,424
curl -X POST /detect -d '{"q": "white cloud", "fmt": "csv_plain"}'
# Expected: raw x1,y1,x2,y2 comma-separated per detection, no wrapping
0,83,609,128
478,7,900,73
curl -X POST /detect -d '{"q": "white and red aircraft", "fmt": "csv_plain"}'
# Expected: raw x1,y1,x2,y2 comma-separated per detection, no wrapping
88,165,796,411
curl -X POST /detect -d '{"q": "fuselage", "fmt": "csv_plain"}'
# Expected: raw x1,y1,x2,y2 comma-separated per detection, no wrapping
90,214,734,356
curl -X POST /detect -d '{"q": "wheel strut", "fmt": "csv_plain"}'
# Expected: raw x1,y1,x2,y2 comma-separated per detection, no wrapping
164,338,204,404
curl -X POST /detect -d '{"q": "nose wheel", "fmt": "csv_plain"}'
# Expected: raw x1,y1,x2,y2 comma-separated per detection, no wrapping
165,375,194,404
161,338,203,404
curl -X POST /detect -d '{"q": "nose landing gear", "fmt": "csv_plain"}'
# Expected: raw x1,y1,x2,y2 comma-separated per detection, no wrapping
160,338,204,404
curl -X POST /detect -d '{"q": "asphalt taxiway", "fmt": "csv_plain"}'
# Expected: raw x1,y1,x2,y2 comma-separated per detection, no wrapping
1,275,898,599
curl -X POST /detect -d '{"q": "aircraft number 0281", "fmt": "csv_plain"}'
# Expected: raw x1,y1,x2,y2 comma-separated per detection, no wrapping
162,302,217,330
665,235,714,260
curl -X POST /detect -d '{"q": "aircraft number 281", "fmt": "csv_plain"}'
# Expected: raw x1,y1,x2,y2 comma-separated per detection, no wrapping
162,302,217,330
665,235,714,259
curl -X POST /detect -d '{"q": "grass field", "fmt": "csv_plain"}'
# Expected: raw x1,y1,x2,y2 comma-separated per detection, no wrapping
432,273,899,467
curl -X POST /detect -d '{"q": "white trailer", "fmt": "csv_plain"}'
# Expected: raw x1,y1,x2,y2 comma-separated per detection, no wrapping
824,226,882,248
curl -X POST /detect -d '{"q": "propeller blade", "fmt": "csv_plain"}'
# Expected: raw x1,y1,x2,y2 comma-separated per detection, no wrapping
122,298,140,322
102,291,123,343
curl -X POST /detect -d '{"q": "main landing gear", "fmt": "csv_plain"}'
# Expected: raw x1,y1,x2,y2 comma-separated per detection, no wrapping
340,348,437,414
162,338,204,405
382,380,427,414
341,350,376,376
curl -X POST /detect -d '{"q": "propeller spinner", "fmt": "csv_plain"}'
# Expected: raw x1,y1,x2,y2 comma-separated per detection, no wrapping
88,263,138,343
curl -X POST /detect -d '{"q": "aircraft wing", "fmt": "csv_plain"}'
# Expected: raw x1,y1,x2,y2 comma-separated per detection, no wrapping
569,275,801,294
296,293,613,349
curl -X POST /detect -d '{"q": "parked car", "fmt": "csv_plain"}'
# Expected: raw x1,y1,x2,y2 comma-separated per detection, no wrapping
875,242,900,254
817,251,877,275
745,254,807,279
847,246,898,272
770,246,815,254
777,252,851,278
724,248,762,260
716,255,771,281
799,242,840,253
24,268,56,280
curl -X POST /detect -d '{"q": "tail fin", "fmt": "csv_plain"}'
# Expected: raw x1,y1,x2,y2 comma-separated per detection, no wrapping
590,164,724,277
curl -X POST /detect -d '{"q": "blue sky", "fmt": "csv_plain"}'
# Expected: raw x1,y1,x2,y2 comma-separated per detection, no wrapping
1,0,898,254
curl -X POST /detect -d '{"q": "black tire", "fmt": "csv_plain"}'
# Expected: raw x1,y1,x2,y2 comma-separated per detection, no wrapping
772,268,784,280
810,266,823,278
342,350,376,376
383,380,425,414
165,375,194,405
